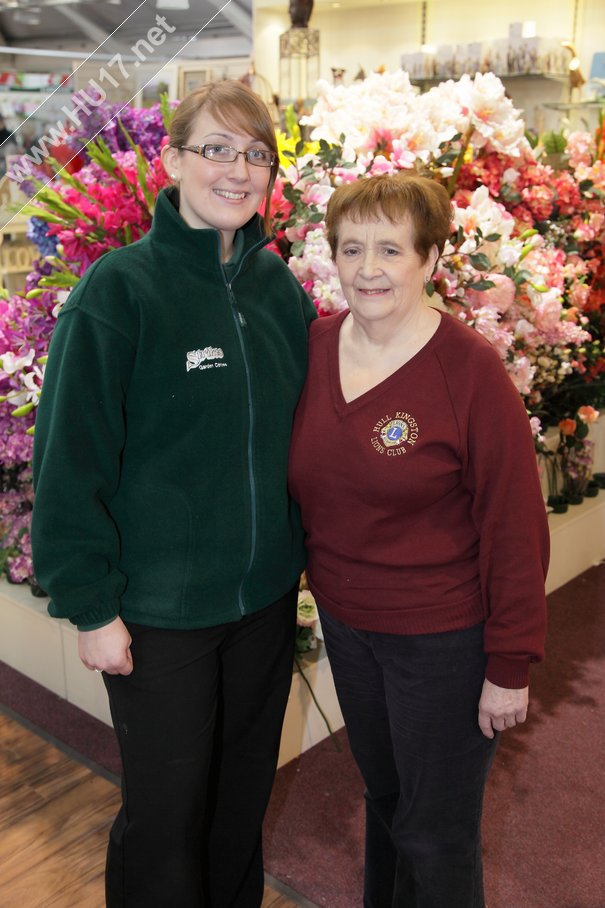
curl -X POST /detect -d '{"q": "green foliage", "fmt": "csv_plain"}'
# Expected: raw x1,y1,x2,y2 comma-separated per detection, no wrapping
159,92,173,135
542,130,567,155
284,104,302,142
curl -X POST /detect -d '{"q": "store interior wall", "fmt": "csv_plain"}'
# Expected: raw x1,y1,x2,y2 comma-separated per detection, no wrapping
255,0,603,86
0,1,604,153
254,0,605,132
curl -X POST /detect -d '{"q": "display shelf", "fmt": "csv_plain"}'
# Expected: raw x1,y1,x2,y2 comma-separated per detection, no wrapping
545,492,605,594
2,492,603,763
410,72,567,88
0,578,345,768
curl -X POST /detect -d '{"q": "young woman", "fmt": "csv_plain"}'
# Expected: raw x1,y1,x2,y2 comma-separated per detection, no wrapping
289,172,549,908
32,80,316,908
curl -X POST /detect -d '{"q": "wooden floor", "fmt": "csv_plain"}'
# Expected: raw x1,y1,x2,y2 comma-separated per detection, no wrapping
0,712,303,908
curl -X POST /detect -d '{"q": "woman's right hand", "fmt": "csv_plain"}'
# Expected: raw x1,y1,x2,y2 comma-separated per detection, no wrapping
78,617,133,675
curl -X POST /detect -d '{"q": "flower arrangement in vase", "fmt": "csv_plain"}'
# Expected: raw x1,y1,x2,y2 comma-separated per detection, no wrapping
556,406,601,504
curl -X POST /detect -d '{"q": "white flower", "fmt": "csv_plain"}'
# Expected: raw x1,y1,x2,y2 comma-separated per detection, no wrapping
301,70,418,152
452,186,514,251
515,318,537,340
312,276,347,313
1,348,35,375
497,242,522,268
22,364,45,405
301,182,334,209
503,167,520,184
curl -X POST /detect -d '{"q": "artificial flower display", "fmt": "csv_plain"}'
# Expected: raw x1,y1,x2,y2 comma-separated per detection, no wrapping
1,73,604,584
272,71,604,432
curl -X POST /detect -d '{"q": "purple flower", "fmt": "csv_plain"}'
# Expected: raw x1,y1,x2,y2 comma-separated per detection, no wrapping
27,217,59,257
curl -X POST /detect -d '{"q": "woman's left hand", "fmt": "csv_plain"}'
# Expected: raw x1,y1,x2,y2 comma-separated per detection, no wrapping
478,679,529,739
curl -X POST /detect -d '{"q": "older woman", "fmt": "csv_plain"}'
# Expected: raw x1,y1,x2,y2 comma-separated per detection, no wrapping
288,172,549,908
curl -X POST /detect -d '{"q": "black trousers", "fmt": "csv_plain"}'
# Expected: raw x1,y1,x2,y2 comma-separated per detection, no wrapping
319,609,498,908
103,587,297,908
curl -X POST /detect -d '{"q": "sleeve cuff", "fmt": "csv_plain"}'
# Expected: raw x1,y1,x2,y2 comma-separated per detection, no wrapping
48,598,120,630
485,654,531,689
76,615,119,632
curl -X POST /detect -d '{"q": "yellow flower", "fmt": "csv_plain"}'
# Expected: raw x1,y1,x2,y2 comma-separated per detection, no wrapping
276,130,320,168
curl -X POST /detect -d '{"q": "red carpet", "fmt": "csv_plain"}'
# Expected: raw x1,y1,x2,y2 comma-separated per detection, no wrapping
2,564,605,907
263,563,605,908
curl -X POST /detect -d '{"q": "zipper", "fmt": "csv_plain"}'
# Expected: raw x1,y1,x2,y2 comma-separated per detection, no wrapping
225,278,257,615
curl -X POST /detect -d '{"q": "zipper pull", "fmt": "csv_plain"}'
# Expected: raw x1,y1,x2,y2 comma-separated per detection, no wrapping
226,282,247,327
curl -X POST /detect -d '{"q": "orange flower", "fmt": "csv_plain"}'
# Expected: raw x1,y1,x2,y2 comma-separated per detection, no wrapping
559,418,577,436
577,405,600,424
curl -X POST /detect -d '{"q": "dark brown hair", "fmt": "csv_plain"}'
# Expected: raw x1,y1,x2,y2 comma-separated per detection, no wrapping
169,80,278,235
325,171,453,263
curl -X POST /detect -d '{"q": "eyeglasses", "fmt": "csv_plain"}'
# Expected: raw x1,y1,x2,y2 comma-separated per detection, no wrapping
178,144,277,168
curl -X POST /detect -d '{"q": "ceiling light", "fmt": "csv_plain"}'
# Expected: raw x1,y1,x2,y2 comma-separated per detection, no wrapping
13,8,41,25
522,21,537,39
156,0,189,9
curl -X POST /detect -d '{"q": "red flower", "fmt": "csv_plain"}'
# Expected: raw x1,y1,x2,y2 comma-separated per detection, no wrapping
559,418,577,436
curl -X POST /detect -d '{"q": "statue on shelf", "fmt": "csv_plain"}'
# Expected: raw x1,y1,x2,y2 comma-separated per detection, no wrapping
289,0,313,28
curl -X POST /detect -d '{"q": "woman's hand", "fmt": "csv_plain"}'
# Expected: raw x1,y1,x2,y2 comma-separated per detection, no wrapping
478,678,528,739
78,617,133,676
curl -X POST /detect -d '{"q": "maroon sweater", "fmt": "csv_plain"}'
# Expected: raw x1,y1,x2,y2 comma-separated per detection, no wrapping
288,310,549,689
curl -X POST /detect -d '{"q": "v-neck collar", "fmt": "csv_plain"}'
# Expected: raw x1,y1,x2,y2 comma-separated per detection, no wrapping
328,308,446,417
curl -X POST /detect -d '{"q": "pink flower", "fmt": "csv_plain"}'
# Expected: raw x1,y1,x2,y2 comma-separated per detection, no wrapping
367,155,397,176
465,273,516,313
7,555,32,584
521,183,556,221
332,166,362,185
566,131,595,169
533,293,563,331
510,204,535,233
518,163,553,188
569,283,590,310
552,171,582,216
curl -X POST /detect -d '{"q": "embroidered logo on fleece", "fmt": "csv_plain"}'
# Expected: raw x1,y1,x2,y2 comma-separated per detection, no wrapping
370,411,419,456
186,347,227,372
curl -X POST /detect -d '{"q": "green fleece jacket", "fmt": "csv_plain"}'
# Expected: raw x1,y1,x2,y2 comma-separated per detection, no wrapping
31,188,316,630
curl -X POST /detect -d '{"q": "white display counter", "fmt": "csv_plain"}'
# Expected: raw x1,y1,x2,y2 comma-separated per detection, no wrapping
1,484,604,766
0,576,346,767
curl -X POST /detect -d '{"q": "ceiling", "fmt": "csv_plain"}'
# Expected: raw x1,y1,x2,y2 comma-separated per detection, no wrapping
0,0,253,60
254,0,413,9
0,0,417,63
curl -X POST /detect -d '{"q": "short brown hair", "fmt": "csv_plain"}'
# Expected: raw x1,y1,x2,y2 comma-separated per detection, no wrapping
325,171,452,262
169,80,278,235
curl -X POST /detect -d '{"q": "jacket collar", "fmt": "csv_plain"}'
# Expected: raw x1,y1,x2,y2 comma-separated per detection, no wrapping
148,187,269,275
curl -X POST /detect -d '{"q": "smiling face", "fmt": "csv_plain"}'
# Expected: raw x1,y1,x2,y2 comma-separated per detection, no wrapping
161,109,272,259
335,214,438,329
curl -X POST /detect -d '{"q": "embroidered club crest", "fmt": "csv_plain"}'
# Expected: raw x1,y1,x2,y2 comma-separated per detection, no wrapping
370,411,419,456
